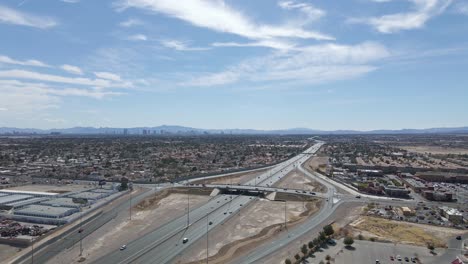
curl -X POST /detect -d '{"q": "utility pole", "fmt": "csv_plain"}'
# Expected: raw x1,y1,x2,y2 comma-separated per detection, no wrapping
31,238,34,264
187,189,190,227
129,190,132,221
206,214,209,264
79,207,83,256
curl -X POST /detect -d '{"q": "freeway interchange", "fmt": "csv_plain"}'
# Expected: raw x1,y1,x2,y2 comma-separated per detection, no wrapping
17,141,465,264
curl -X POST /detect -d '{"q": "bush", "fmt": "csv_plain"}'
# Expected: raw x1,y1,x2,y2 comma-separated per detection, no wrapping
344,236,354,247
285,259,292,264
357,234,364,240
323,225,334,236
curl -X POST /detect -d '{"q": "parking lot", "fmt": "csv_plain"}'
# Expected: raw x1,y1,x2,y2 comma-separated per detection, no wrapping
307,239,437,264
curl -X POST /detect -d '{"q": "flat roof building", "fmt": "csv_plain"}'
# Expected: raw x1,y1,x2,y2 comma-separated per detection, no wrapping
14,205,78,219
0,194,33,205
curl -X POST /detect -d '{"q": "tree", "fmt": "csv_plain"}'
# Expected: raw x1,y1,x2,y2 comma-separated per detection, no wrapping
344,236,354,247
323,225,334,237
285,259,292,264
319,231,327,242
325,255,331,261
301,244,308,256
308,241,314,249
294,253,301,261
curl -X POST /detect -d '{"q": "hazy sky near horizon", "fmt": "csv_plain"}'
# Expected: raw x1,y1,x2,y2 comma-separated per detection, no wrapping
0,0,467,130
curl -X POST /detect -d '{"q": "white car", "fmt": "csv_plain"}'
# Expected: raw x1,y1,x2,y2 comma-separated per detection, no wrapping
182,238,189,244
120,244,127,250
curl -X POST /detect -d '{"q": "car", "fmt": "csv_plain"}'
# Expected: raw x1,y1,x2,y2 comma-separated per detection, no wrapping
397,255,402,261
375,260,380,264
224,212,227,215
355,195,361,198
182,238,189,244
411,257,416,263
120,245,127,250
209,221,213,225
404,256,409,262
456,235,462,240
390,256,394,261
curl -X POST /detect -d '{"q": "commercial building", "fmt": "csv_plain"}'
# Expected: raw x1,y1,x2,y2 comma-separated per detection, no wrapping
357,169,383,177
440,206,464,224
383,185,410,198
14,205,79,219
416,172,468,184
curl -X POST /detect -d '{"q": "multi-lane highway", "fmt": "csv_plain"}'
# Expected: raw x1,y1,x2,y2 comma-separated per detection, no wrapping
93,142,324,264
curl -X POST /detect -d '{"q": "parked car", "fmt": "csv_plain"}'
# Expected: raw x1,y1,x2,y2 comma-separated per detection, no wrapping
120,245,127,250
182,238,189,244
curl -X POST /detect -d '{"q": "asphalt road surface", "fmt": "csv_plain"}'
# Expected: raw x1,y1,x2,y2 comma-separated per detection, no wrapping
93,143,324,264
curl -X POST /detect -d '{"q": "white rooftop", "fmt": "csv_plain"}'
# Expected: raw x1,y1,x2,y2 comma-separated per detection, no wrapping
0,189,59,196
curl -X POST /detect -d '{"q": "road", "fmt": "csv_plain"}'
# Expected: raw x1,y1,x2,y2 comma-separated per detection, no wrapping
14,189,152,264
93,142,324,264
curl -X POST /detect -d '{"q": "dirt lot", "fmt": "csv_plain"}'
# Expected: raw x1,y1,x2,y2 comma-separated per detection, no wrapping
47,189,210,264
350,216,466,247
0,244,22,262
304,155,329,174
176,198,321,264
190,169,268,185
399,146,468,155
274,170,327,193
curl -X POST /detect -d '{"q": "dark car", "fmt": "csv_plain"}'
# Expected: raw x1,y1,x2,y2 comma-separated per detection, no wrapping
456,235,462,240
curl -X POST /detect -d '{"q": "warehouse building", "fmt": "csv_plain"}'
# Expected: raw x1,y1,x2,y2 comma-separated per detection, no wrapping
14,205,78,219
68,191,106,201
0,194,33,205
40,198,83,208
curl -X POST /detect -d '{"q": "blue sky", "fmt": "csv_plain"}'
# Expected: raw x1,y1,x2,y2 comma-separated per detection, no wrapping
0,0,467,130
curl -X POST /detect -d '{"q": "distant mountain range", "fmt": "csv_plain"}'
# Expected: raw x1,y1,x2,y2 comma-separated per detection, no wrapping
1,125,468,135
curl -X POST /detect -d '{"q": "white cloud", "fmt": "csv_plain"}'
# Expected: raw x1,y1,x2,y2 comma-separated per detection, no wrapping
61,0,80,3
61,64,83,75
127,34,147,41
350,0,452,33
0,69,116,87
0,107,7,111
94,71,122,81
161,40,209,51
0,5,58,29
183,42,389,87
455,2,468,15
119,18,144,27
278,1,325,21
212,40,296,50
115,0,333,41
0,54,49,67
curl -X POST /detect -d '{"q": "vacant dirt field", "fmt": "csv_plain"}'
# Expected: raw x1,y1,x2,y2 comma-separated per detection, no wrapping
274,170,326,193
304,155,329,174
350,216,466,247
176,198,321,264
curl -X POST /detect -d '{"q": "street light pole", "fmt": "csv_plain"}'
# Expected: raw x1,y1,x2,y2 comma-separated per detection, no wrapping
206,214,209,264
79,208,83,256
187,190,190,227
129,191,132,221
31,238,34,264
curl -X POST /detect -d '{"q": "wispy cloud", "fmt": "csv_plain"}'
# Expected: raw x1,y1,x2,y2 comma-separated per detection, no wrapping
0,54,49,67
183,42,389,87
212,39,296,50
349,0,452,33
115,0,333,41
161,40,209,51
61,0,80,3
61,64,83,75
127,34,147,41
455,2,468,15
0,5,58,29
0,69,130,88
119,18,144,27
94,71,122,81
278,1,325,21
